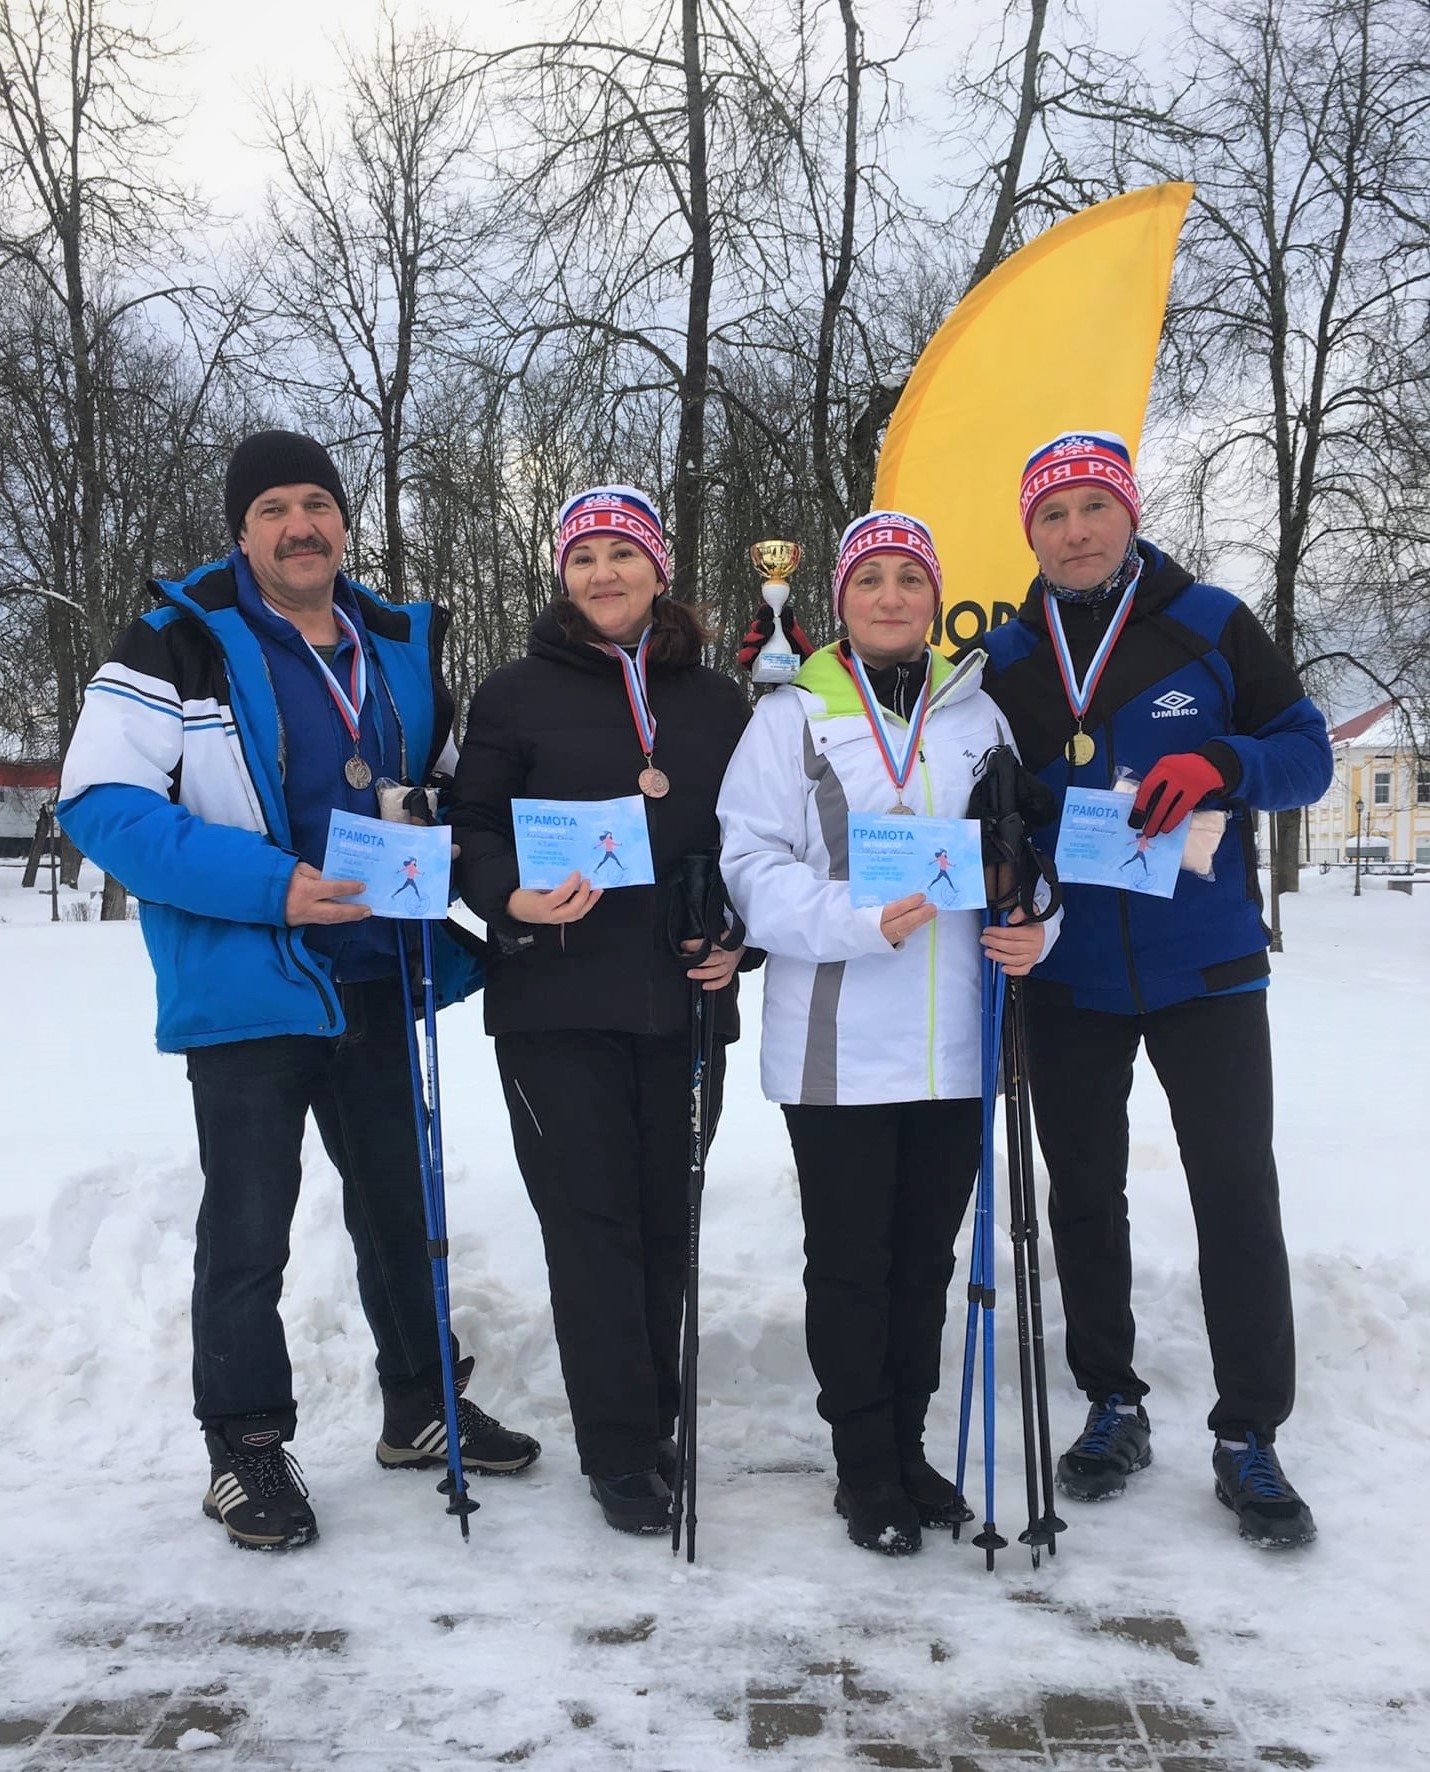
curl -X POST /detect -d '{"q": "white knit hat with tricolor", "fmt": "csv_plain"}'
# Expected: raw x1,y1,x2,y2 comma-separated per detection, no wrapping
831,511,943,620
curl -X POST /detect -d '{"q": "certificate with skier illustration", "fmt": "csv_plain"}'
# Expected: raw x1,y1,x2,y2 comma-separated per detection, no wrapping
1055,787,1187,898
321,809,451,919
847,813,985,911
512,793,656,891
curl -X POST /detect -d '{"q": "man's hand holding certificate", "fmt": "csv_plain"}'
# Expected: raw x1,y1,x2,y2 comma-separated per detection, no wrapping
322,809,451,919
1055,787,1188,898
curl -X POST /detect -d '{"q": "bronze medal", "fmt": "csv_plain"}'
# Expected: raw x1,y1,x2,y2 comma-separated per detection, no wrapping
886,801,916,817
638,765,670,799
1065,730,1096,768
345,754,373,790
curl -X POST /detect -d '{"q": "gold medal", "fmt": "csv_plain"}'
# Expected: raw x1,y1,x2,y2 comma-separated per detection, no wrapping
1065,729,1096,767
638,765,670,799
345,754,373,789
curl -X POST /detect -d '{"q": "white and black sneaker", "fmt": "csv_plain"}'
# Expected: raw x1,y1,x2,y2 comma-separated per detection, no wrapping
376,1355,541,1475
202,1417,318,1551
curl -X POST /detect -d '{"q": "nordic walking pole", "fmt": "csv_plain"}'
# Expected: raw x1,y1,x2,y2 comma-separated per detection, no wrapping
667,851,742,1563
962,742,1064,1569
1002,978,1045,1564
971,955,1009,1572
383,778,477,1540
1005,978,1066,1559
671,981,716,1562
396,925,478,1539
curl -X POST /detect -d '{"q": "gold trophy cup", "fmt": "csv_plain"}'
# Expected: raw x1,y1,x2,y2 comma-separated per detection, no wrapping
749,539,803,684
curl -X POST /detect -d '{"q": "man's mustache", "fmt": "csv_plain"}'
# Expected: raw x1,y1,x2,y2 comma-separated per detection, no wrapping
275,537,331,560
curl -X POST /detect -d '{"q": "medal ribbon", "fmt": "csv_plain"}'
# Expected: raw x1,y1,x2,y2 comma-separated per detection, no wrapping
1045,572,1140,729
597,626,658,760
846,649,932,801
302,606,368,745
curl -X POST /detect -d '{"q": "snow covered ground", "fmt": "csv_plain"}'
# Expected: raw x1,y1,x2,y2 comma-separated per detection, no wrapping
1,860,1427,1770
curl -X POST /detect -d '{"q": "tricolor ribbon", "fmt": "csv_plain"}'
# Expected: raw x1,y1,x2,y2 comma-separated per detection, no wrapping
597,626,658,759
301,606,368,743
846,648,932,803
1044,571,1141,729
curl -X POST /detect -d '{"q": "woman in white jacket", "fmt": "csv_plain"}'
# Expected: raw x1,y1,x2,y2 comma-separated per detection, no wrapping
717,511,1056,1557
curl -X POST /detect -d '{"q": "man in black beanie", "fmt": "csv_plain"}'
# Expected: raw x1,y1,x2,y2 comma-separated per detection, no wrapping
58,429,539,1549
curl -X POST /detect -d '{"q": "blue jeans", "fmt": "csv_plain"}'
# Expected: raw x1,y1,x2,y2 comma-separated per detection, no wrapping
185,979,443,1432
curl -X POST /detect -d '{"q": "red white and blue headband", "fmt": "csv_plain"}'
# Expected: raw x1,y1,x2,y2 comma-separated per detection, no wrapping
1019,431,1141,539
832,511,943,620
556,485,670,588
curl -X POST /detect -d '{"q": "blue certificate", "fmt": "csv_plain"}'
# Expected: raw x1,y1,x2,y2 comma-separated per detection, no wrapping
1055,788,1188,898
321,810,451,919
847,812,985,911
512,794,656,891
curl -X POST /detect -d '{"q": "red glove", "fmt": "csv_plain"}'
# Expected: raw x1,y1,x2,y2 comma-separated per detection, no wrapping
1128,753,1225,838
736,602,814,673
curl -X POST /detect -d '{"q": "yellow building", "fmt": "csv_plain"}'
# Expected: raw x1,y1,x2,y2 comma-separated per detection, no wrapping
1304,702,1430,867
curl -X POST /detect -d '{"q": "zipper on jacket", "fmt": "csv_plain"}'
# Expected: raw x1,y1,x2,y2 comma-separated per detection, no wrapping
918,749,940,1100
186,600,339,1034
284,929,341,1031
1104,725,1147,1013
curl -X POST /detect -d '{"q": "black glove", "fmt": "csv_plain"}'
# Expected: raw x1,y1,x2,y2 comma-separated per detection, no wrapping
667,850,746,964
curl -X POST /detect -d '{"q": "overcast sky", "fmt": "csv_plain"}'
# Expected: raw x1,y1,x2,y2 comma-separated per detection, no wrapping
157,0,1183,215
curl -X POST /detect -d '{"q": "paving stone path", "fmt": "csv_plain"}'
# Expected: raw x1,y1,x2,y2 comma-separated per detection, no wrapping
0,1603,1410,1769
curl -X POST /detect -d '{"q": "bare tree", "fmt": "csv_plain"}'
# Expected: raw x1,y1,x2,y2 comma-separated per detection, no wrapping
1141,0,1430,894
249,5,484,602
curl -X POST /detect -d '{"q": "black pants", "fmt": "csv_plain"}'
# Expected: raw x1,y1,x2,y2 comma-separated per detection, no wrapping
186,979,443,1432
1023,985,1294,1440
495,1027,725,1479
782,1099,982,1487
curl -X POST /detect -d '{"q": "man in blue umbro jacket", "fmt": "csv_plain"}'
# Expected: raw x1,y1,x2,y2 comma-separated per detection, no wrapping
59,430,537,1549
981,431,1332,1551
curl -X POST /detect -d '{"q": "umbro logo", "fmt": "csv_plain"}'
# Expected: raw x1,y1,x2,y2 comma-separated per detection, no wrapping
1152,689,1198,718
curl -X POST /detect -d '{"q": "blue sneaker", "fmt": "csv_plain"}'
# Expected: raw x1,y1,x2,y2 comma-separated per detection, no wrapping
1212,1434,1316,1548
1056,1397,1152,1501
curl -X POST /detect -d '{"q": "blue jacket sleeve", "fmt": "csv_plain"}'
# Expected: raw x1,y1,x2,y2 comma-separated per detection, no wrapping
1198,603,1333,810
59,783,297,925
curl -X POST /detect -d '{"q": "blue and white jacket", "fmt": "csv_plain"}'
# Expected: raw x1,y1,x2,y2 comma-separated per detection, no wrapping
981,541,1333,1014
58,558,481,1051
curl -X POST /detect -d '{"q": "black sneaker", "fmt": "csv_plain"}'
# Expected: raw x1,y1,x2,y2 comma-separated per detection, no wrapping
588,1470,671,1534
901,1457,974,1528
1213,1435,1316,1549
377,1355,540,1475
1056,1397,1152,1501
202,1418,317,1551
834,1481,922,1556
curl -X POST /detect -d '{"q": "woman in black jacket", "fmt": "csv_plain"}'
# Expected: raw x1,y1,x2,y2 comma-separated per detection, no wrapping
450,485,750,1534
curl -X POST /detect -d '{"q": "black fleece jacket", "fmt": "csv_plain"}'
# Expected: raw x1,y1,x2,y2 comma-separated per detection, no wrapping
450,603,752,1039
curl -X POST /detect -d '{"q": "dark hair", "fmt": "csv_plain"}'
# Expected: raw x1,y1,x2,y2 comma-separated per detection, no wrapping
552,592,716,667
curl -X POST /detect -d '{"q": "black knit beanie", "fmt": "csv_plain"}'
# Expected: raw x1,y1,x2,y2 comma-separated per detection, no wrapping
225,430,351,540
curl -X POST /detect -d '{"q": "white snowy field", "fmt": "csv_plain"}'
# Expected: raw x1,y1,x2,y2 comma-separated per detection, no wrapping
1,860,1428,1770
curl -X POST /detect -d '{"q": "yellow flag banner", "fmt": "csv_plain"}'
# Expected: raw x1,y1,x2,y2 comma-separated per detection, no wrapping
874,182,1194,653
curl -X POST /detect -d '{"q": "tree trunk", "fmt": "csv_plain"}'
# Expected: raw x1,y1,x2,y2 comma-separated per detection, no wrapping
672,0,713,601
60,831,83,890
100,871,129,920
21,806,52,888
1274,807,1301,895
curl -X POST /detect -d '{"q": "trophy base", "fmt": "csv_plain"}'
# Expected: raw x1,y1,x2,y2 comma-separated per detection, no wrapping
751,652,801,684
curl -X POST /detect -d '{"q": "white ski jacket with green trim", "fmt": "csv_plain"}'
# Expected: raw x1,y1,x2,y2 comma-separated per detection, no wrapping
717,644,1059,1107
